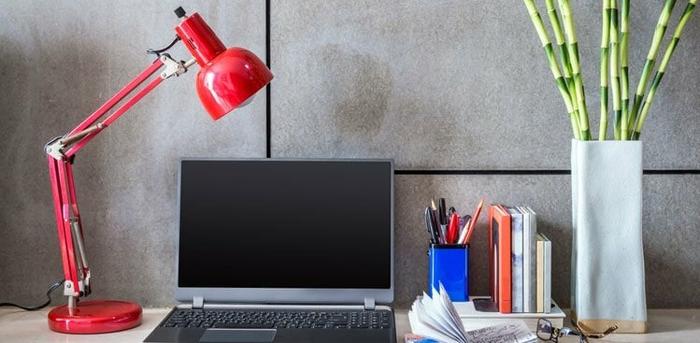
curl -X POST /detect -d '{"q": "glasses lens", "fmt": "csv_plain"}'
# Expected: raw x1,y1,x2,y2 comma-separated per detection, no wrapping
537,318,554,340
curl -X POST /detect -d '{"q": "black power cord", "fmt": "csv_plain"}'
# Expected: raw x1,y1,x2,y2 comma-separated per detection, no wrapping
0,280,64,311
146,36,181,57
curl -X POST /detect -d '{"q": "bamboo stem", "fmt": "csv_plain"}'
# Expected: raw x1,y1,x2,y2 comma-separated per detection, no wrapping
629,0,677,132
610,0,623,140
599,0,611,140
620,0,630,137
545,0,581,138
546,0,573,89
633,0,696,139
524,0,580,139
558,0,591,140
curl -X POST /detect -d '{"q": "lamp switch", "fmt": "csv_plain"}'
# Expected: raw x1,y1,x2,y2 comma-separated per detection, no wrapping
174,6,186,18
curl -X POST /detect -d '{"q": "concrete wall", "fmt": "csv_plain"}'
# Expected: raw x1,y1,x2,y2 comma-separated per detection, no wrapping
1,0,699,309
0,0,267,307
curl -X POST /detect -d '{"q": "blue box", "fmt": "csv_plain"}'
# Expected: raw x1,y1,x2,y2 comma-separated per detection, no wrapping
428,244,469,301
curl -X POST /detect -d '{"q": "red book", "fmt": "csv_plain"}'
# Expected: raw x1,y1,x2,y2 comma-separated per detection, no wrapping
490,204,512,313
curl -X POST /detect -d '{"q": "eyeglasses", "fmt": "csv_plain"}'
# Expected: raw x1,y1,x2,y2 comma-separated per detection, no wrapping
536,318,620,343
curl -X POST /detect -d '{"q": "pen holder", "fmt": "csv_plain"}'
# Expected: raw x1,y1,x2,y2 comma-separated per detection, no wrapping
428,244,469,302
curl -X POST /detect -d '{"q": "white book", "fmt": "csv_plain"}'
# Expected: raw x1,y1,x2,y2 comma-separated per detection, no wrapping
522,207,538,313
536,236,544,313
517,206,530,313
508,207,524,313
453,297,565,332
541,233,552,313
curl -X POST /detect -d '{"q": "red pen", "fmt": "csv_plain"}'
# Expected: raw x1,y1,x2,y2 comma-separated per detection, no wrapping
447,212,460,244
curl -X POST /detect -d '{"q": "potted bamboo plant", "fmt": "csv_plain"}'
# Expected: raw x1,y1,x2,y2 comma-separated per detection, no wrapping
523,0,696,335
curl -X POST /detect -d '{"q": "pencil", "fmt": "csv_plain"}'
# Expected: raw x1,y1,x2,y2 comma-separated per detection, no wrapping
462,199,484,244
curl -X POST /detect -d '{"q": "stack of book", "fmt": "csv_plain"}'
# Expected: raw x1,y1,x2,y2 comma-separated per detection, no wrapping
488,205,553,314
454,297,564,332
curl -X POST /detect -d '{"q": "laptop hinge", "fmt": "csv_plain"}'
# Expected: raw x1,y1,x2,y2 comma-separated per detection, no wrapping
363,297,376,311
192,296,204,309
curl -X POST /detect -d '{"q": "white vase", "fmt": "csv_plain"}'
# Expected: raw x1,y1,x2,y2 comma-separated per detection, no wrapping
571,139,647,334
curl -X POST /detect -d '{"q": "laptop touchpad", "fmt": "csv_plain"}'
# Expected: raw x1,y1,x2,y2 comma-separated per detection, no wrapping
200,329,277,342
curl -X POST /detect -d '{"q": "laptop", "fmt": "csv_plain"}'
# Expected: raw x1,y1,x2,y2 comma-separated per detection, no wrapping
145,159,395,343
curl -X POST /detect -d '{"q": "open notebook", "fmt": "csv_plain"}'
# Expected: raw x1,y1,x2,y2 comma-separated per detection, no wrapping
407,284,537,343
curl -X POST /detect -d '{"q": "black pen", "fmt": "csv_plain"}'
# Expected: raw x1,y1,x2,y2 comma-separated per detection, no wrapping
424,207,434,243
430,208,441,243
424,207,439,244
438,198,448,242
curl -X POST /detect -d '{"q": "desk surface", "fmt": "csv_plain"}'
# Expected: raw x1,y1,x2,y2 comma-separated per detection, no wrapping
1,307,698,342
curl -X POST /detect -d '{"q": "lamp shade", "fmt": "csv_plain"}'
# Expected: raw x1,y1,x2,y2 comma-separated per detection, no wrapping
176,13,273,120
195,48,273,120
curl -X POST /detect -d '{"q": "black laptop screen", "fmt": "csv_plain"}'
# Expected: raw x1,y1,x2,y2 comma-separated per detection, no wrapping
178,160,392,289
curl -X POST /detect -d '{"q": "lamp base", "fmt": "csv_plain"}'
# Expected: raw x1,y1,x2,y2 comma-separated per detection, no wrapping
48,300,142,334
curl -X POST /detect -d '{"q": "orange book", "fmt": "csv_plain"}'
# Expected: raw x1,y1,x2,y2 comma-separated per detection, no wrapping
488,206,495,302
491,204,512,313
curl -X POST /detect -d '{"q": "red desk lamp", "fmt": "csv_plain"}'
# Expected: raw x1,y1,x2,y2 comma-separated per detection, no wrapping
43,7,272,334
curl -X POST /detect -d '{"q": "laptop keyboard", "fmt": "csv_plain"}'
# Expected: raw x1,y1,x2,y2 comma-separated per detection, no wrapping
162,309,393,330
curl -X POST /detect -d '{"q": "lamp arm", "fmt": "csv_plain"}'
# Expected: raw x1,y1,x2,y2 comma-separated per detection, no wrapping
45,53,195,307
46,55,195,160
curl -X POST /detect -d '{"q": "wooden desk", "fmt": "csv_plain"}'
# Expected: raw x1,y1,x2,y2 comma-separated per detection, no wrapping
1,308,698,342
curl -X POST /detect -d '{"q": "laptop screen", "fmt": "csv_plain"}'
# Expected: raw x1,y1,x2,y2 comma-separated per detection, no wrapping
177,160,392,289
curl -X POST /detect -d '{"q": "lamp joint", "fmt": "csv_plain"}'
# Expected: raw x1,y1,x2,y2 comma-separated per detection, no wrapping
63,280,79,297
159,54,193,79
45,136,67,161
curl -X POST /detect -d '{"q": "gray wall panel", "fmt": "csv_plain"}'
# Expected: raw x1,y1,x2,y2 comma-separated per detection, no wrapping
0,0,266,307
395,174,700,309
271,0,700,169
1,0,698,312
